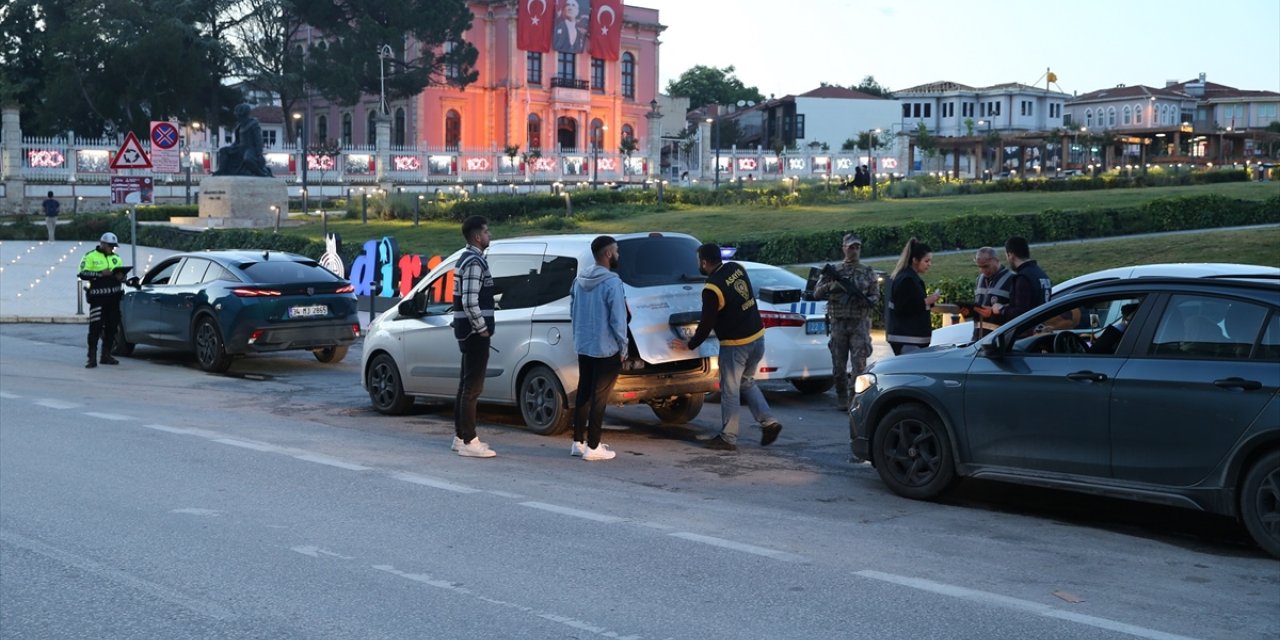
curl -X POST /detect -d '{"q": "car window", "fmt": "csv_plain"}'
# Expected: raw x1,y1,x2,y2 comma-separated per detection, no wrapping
615,236,702,287
173,258,211,286
747,265,806,296
240,260,344,283
143,259,181,286
1150,295,1267,360
409,260,456,316
489,254,545,310
1260,313,1280,360
532,255,577,306
203,264,239,284
1006,294,1144,356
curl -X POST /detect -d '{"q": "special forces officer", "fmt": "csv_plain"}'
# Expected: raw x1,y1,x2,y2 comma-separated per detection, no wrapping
813,234,880,410
78,232,125,368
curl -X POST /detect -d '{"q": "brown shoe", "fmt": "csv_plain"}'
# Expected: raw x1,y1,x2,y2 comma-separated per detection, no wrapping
760,422,783,446
704,435,737,451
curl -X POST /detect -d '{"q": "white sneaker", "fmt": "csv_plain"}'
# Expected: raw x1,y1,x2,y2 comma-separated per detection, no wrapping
452,436,490,452
570,441,587,457
582,444,616,461
456,440,496,458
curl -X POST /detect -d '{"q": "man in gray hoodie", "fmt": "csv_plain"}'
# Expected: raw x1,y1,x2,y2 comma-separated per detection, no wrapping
569,236,628,461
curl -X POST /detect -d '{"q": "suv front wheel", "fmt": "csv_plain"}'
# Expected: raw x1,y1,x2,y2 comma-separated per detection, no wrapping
872,404,957,500
519,365,571,436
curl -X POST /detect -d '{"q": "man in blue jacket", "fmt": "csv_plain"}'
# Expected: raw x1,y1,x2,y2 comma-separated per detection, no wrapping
569,236,628,461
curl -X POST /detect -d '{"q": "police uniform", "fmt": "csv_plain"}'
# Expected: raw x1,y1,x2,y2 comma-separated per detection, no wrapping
972,266,1013,340
78,234,124,368
814,260,880,406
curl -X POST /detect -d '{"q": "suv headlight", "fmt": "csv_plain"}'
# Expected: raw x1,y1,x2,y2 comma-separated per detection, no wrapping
853,373,876,395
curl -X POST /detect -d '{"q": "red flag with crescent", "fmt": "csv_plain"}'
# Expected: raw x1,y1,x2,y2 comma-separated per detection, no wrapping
589,0,622,60
518,0,553,52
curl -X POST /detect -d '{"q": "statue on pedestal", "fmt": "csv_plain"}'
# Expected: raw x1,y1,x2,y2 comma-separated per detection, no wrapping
214,103,273,177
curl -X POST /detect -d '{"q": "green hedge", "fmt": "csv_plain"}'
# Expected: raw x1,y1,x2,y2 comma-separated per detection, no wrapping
730,193,1280,264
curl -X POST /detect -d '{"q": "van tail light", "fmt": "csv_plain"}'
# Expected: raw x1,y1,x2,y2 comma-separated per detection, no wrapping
233,288,282,297
759,310,805,328
336,284,355,294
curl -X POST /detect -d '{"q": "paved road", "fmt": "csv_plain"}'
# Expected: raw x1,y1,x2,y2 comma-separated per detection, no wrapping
2,325,1276,639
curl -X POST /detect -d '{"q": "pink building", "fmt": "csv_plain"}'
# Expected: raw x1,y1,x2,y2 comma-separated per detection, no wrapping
300,0,663,159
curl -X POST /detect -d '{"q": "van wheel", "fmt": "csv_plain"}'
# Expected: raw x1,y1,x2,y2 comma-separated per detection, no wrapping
1240,450,1280,558
367,353,414,415
314,345,349,364
519,365,570,436
650,394,705,424
872,404,956,500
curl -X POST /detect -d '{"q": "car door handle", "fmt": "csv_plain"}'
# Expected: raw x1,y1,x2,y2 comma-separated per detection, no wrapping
1066,370,1107,382
1214,377,1262,391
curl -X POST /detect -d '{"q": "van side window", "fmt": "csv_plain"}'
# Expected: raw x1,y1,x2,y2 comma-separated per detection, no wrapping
419,261,456,315
533,255,578,306
489,255,544,310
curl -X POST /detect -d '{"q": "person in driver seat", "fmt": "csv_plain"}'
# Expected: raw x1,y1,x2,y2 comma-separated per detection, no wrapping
1088,302,1140,355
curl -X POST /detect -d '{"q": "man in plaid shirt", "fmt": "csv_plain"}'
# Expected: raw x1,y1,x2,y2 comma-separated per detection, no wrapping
450,216,498,458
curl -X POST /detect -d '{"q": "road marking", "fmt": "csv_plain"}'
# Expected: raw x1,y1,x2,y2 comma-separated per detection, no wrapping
854,570,1202,640
83,411,131,421
291,545,354,560
170,508,221,517
0,529,236,621
520,501,624,523
291,453,369,471
389,471,481,494
141,424,221,438
34,398,79,409
213,438,285,453
373,564,641,639
667,532,804,562
486,490,524,499
0,391,20,399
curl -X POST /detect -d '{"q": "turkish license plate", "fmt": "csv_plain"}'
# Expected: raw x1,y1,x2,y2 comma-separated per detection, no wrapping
288,304,329,319
805,319,826,335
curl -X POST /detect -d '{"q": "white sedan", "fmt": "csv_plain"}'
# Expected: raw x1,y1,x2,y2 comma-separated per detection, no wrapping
738,261,834,394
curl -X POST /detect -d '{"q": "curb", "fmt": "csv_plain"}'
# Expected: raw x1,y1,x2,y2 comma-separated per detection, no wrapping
0,316,89,324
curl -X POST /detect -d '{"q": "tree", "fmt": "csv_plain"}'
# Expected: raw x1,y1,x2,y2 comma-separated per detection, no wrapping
665,65,763,111
853,75,891,98
294,0,478,108
230,0,311,140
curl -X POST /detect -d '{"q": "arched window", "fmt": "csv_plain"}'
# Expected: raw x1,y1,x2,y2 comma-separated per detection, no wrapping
316,115,328,144
527,113,542,150
445,110,461,150
557,116,577,151
1134,103,1143,125
590,118,605,150
1107,107,1116,128
621,124,634,142
1085,109,1093,129
621,52,635,99
341,113,353,145
393,108,405,146
1122,105,1132,126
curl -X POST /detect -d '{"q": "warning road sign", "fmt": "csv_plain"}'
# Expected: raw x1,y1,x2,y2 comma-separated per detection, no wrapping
150,121,180,173
110,131,152,170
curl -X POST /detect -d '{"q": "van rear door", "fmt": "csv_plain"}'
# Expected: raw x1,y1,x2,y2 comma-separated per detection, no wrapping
615,234,715,363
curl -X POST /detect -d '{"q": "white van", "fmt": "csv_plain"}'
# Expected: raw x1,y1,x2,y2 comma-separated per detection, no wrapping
361,232,720,434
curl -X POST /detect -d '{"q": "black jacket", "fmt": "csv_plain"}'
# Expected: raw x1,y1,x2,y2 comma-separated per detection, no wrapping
687,262,764,350
886,269,931,347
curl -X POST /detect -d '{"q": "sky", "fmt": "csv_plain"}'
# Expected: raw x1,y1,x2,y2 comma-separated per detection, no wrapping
632,0,1280,99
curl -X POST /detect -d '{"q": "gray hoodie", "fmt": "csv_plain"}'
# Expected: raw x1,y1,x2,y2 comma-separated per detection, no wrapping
570,264,629,358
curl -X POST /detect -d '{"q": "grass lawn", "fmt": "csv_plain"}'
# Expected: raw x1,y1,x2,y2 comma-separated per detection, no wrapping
862,226,1280,283
282,181,1278,259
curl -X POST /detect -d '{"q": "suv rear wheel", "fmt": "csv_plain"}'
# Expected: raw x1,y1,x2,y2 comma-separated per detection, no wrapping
872,404,957,500
650,394,704,424
519,365,571,436
1240,450,1280,558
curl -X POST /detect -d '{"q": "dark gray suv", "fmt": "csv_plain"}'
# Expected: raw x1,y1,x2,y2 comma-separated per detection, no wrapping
849,277,1280,556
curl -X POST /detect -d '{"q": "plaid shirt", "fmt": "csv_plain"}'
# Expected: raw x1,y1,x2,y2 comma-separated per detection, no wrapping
454,245,491,334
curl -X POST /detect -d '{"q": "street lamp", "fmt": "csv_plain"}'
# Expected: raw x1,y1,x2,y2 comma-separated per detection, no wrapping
978,119,994,177
184,121,202,205
869,128,881,200
377,44,393,116
592,123,607,190
292,112,309,215
706,116,721,189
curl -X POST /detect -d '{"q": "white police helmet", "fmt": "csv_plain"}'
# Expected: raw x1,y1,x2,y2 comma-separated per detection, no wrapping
100,232,119,245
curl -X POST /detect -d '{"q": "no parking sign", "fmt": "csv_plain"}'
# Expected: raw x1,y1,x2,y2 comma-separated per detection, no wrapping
150,120,180,173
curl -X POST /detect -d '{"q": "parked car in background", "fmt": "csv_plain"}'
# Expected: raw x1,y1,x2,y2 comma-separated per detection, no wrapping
931,263,1280,346
850,275,1280,557
361,232,719,435
115,250,360,372
737,261,835,394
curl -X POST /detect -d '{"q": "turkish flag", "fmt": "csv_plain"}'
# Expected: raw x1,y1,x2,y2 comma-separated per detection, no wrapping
588,0,622,60
518,0,553,53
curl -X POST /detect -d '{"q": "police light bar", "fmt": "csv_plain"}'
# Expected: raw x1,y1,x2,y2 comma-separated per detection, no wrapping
720,247,737,260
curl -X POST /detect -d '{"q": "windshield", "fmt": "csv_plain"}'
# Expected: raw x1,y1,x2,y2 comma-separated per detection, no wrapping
615,236,703,287
745,264,806,296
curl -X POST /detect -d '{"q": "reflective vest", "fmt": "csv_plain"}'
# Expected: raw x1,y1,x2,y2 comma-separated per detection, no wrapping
78,249,123,304
973,267,1014,335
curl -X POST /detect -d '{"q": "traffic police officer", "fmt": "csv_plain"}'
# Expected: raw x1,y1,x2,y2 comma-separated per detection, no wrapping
813,234,881,410
970,246,1014,340
78,232,125,368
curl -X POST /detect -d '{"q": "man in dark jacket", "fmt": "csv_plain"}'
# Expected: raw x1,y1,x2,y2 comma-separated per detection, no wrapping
992,236,1051,324
671,243,782,451
77,232,125,368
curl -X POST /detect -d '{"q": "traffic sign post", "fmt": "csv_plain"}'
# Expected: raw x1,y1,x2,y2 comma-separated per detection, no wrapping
109,132,153,171
150,121,180,173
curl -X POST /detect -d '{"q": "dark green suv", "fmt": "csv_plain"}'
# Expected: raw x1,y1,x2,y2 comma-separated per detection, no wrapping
850,277,1280,557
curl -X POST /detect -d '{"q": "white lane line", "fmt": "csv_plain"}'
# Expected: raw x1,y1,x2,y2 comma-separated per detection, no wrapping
291,545,355,560
486,490,524,499
291,453,369,471
373,564,641,640
213,438,285,453
34,398,79,409
520,501,624,524
1,529,236,621
83,412,131,421
141,424,222,438
389,471,480,494
0,391,21,399
667,532,804,562
855,570,1201,640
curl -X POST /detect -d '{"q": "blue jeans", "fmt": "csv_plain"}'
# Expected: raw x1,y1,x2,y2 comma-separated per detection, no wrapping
717,338,776,444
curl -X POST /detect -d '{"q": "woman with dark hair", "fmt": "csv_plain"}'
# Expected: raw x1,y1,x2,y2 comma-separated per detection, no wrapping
886,237,940,355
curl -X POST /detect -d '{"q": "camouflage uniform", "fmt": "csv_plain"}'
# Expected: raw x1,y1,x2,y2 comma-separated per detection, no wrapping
814,260,880,405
